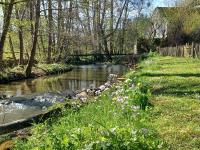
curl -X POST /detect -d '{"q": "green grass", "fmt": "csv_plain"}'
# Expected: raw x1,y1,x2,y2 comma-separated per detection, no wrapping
13,74,166,149
13,54,200,149
133,55,200,149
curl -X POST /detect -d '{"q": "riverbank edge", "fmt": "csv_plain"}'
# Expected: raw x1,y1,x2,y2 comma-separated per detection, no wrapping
9,55,168,149
0,64,73,84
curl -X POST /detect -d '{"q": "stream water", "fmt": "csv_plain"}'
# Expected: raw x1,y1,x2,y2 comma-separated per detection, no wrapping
0,64,128,124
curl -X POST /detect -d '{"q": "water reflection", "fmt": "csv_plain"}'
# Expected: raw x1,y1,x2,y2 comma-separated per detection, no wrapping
0,65,128,124
0,64,127,97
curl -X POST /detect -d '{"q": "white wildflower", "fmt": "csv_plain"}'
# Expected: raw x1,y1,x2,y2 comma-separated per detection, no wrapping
117,97,124,103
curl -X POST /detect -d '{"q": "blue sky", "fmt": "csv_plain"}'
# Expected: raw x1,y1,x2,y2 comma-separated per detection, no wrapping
153,0,177,8
143,0,177,15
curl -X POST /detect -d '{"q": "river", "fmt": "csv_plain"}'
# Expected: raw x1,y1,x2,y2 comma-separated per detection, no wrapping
0,64,127,124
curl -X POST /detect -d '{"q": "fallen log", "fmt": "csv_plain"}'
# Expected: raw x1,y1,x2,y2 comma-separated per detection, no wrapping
0,103,72,135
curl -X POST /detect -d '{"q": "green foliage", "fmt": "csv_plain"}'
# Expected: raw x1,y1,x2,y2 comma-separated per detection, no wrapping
112,79,150,111
14,72,166,149
15,125,164,150
147,51,159,57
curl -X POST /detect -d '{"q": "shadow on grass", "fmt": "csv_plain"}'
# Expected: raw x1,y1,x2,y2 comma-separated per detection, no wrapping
153,89,200,96
141,73,200,77
152,83,200,98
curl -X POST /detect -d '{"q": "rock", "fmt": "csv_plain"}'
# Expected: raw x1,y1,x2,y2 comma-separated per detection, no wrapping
0,94,7,100
62,90,76,99
76,91,88,99
89,84,95,89
104,82,111,87
95,90,101,95
86,89,95,96
0,100,8,105
99,85,106,91
76,91,89,103
108,74,118,84
80,97,87,103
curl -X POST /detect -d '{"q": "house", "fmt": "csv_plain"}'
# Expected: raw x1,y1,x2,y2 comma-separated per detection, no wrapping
150,7,183,39
151,6,200,40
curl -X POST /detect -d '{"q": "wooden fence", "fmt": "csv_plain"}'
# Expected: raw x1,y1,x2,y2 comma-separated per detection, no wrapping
158,43,200,58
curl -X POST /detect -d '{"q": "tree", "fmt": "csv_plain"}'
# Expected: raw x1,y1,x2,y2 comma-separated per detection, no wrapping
47,0,53,64
0,0,15,61
0,0,153,65
15,3,27,65
25,0,40,77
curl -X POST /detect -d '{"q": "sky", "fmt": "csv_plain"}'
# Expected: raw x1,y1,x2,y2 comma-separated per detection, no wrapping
153,0,177,8
140,0,177,16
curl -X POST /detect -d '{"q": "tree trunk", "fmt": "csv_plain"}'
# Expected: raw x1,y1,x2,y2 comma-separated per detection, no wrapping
86,1,94,51
0,0,15,61
119,1,128,54
57,0,62,58
25,0,40,77
47,0,53,64
110,0,114,54
8,35,17,64
97,0,102,54
29,0,34,40
18,27,24,64
15,2,28,65
101,0,112,61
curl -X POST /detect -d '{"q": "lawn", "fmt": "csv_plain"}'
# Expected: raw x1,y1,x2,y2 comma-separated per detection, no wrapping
136,55,200,149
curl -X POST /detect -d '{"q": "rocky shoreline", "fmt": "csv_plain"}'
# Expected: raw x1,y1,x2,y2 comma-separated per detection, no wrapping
0,74,121,135
74,74,118,103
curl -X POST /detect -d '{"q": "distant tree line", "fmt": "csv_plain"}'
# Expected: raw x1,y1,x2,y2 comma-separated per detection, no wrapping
0,0,151,76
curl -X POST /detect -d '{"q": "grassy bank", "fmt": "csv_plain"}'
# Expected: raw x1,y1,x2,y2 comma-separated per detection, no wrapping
12,54,200,149
0,64,73,84
13,67,166,149
134,54,200,149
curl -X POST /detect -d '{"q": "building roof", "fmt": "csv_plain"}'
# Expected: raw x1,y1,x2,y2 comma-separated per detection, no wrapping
153,6,200,20
154,7,182,18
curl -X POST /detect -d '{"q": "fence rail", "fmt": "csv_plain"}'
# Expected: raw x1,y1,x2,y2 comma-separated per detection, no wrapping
158,43,200,58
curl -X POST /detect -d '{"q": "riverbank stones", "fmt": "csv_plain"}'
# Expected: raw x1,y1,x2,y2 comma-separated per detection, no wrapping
108,74,118,84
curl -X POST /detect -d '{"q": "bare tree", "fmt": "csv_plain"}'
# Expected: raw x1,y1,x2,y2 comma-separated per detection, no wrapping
0,0,15,61
25,0,41,77
47,0,53,63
